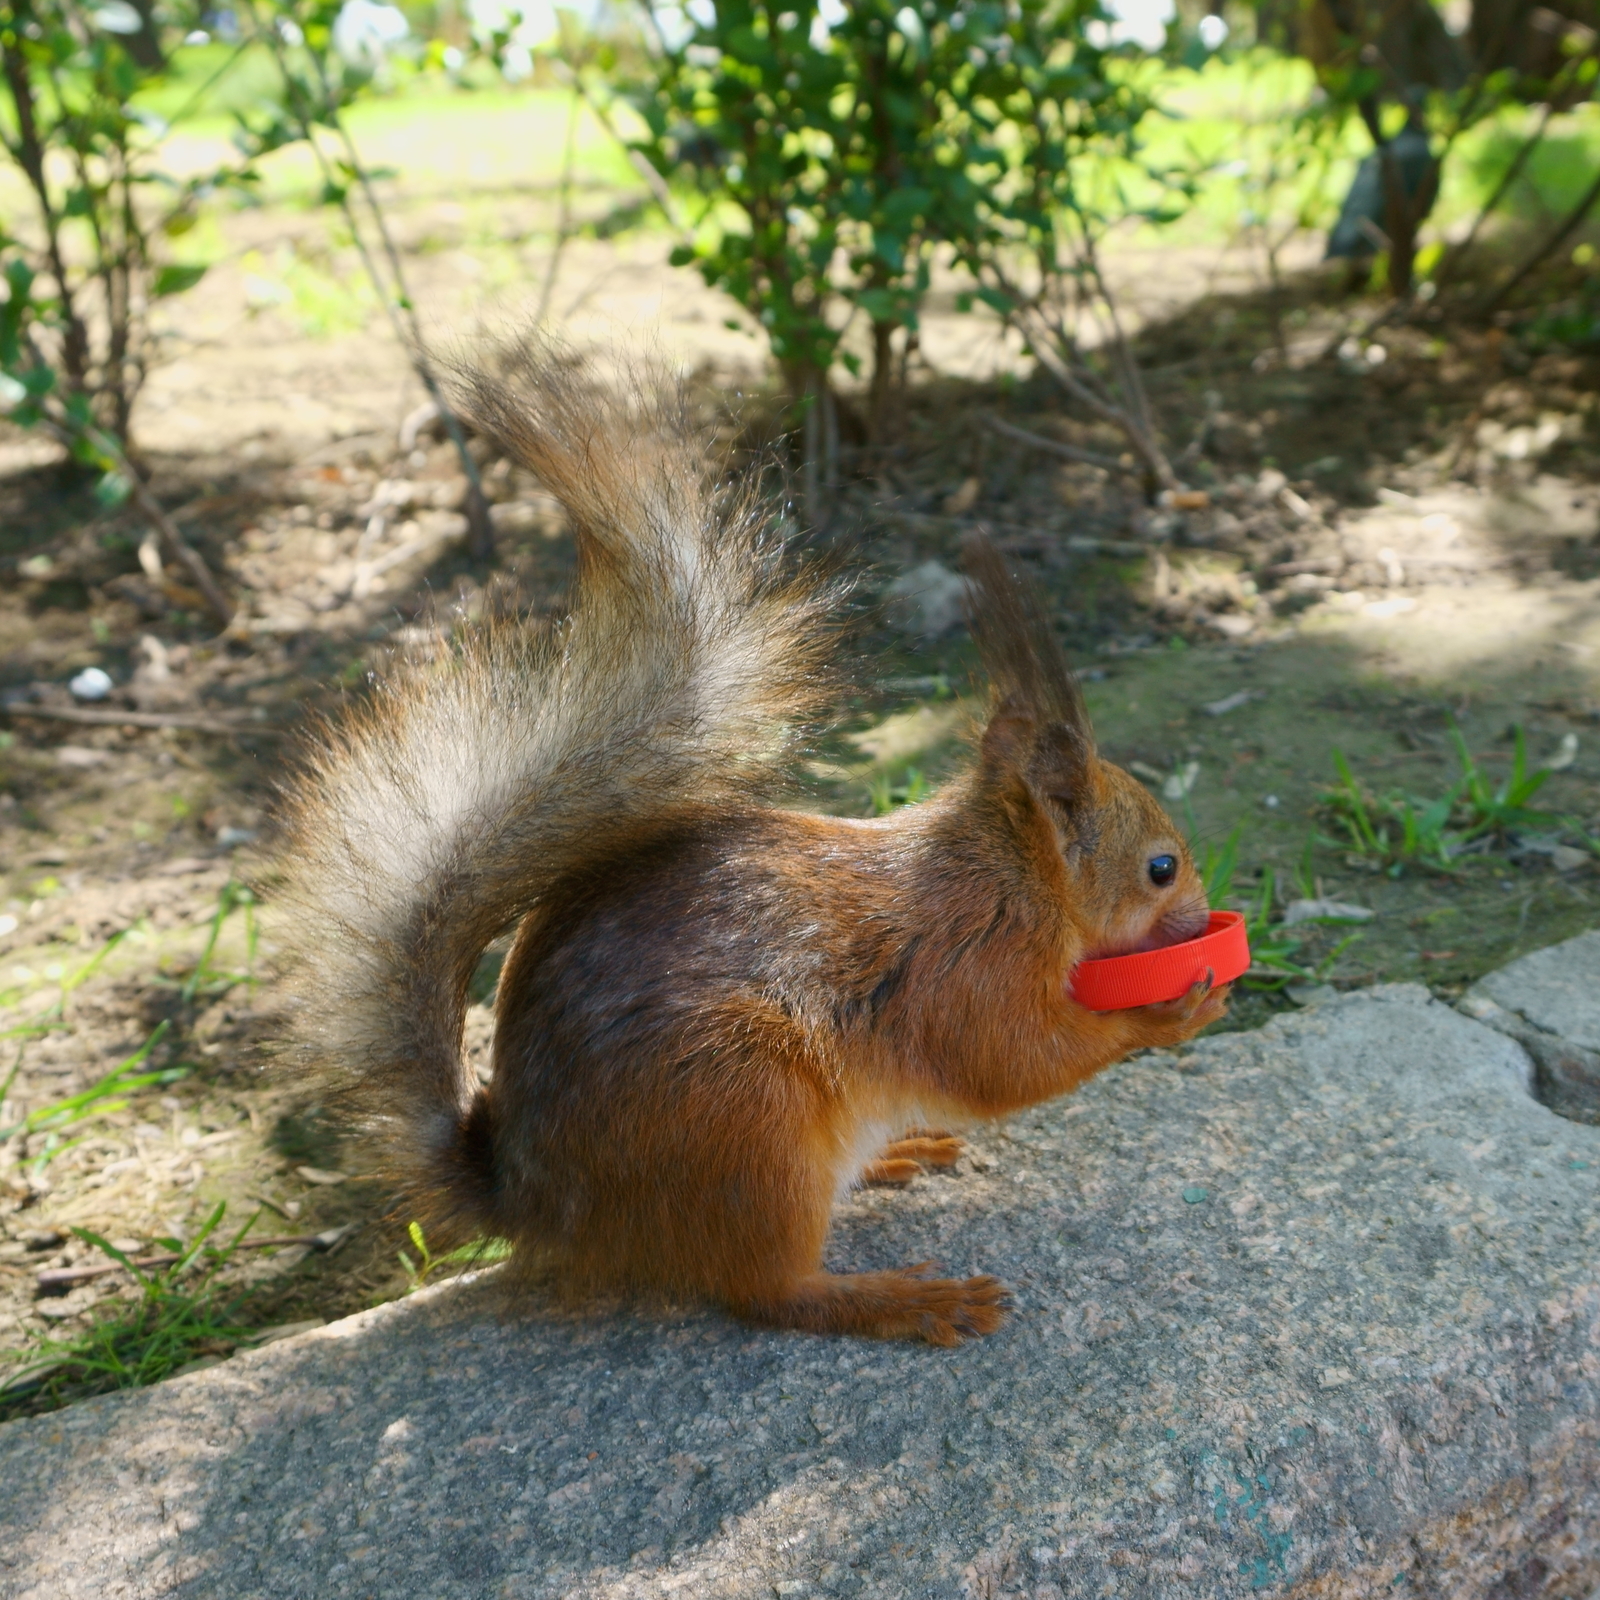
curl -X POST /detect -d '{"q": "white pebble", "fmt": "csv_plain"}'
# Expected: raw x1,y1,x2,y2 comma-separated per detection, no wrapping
69,667,113,701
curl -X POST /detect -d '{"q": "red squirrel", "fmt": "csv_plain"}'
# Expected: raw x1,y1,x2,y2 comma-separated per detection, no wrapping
281,358,1228,1346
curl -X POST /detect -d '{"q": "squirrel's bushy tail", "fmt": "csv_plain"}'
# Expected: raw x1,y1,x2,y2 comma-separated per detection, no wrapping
279,355,842,1238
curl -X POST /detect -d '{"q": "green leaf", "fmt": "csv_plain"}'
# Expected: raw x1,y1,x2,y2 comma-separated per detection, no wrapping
152,264,208,299
94,471,133,507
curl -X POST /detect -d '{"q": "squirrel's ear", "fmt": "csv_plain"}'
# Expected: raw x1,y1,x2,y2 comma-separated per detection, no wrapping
962,532,1096,779
1029,718,1096,810
979,696,1094,808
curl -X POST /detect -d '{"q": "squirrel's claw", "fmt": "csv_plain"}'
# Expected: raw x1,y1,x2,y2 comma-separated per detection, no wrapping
1131,968,1231,1042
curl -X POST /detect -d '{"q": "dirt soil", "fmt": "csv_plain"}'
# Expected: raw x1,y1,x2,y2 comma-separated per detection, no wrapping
2,197,1598,1419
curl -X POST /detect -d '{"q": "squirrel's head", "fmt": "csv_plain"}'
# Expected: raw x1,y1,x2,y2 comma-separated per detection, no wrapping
962,536,1210,960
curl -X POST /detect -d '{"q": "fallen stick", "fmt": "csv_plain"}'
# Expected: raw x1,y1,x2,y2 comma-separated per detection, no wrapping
882,509,1150,558
981,413,1130,474
127,478,235,628
0,704,274,737
350,519,466,599
36,1224,357,1293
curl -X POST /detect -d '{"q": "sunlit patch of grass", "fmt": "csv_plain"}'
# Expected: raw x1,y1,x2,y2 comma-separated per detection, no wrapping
396,1221,512,1293
0,1202,265,1416
1321,722,1571,876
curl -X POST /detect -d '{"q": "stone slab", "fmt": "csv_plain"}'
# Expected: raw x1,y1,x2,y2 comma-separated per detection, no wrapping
4,982,1600,1600
1470,929,1600,1053
1464,930,1600,1123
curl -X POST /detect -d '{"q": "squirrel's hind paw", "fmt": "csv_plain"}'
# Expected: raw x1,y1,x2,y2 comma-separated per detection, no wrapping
862,1133,967,1186
739,1267,1011,1345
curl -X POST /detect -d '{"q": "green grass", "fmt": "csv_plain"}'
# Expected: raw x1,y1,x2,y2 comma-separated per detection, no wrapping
1198,822,1363,991
0,1022,190,1160
867,766,931,815
1127,50,1600,251
140,49,645,202
1320,722,1573,876
0,882,257,1169
0,1202,265,1414
396,1221,512,1293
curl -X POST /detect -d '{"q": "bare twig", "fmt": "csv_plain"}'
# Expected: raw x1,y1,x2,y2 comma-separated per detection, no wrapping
982,413,1130,474
561,61,693,243
36,1226,358,1292
534,90,583,325
1481,164,1600,314
987,265,1181,496
26,411,233,625
882,507,1150,556
250,8,494,559
349,518,468,600
124,477,235,624
1435,101,1559,288
324,113,495,559
0,704,271,736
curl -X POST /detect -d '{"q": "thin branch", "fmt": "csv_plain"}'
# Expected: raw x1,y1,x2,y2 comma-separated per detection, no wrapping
565,67,692,241
323,108,494,557
1481,163,1600,313
0,704,270,736
1,38,88,385
982,413,1130,474
1436,102,1555,286
1009,298,1179,492
24,400,234,624
534,87,582,325
251,10,493,558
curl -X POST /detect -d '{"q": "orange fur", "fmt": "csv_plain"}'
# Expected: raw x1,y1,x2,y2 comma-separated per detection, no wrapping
279,354,1228,1346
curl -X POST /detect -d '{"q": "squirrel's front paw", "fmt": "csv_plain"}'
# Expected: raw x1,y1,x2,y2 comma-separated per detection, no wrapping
1132,971,1232,1043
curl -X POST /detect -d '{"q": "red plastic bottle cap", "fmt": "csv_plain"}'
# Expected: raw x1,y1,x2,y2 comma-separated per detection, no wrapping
1069,910,1250,1012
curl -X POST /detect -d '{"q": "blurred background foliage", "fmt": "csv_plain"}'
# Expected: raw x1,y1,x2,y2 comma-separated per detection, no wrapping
1,0,1598,485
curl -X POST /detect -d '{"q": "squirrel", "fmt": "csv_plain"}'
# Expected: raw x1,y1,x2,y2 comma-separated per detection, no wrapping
281,356,1229,1348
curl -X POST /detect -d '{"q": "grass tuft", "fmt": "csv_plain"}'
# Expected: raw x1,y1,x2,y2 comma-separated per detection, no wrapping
0,1202,265,1417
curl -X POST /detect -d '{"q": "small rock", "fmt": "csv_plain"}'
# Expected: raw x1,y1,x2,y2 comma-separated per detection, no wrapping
942,476,981,516
1203,613,1255,639
134,635,171,684
1161,762,1199,801
67,668,113,702
884,561,972,642
1283,898,1374,926
1286,983,1339,1007
295,1166,348,1185
1551,845,1590,874
1362,596,1418,619
1200,690,1255,716
56,746,113,770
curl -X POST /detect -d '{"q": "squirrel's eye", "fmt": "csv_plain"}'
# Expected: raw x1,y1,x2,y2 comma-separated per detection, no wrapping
1148,854,1178,887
